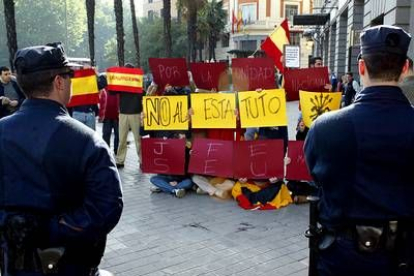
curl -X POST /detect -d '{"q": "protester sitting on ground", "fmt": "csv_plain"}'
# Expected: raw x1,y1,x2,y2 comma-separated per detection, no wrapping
232,113,292,210
149,132,193,198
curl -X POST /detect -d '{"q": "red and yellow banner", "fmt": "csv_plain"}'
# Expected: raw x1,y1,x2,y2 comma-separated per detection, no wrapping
106,67,144,93
67,68,99,107
260,19,290,73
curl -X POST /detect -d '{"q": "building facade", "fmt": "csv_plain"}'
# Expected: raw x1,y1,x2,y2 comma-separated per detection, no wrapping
216,0,314,67
312,0,414,81
143,0,179,20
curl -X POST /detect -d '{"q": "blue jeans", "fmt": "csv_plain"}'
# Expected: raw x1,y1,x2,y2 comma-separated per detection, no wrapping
150,175,193,194
72,111,96,130
102,119,119,154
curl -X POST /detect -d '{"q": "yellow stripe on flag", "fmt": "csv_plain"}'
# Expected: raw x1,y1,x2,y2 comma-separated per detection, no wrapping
107,72,143,88
299,91,342,127
269,26,290,52
71,75,98,96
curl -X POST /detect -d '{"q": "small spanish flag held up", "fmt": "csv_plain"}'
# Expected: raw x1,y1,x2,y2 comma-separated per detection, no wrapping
299,90,342,127
261,19,290,73
106,67,144,93
67,68,99,107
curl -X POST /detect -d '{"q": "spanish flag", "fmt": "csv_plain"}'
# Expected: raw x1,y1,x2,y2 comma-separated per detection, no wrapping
261,19,290,73
299,90,342,127
67,68,99,107
106,67,144,93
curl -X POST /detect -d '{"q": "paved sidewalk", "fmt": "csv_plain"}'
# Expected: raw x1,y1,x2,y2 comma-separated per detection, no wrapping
100,101,310,276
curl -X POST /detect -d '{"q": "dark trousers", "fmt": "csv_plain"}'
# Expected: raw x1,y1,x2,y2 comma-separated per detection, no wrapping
318,234,414,276
102,119,119,154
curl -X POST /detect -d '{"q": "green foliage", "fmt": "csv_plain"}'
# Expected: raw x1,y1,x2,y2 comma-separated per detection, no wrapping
126,17,187,72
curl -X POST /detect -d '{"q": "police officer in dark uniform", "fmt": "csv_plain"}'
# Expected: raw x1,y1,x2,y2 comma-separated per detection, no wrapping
305,26,413,276
0,42,123,275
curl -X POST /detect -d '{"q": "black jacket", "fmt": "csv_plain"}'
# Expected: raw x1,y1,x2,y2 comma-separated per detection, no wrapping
0,98,123,267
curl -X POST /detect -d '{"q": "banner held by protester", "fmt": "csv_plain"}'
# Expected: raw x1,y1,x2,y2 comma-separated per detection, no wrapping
190,93,236,128
238,89,288,128
141,138,186,175
300,90,342,127
106,66,144,93
67,68,99,107
143,95,189,130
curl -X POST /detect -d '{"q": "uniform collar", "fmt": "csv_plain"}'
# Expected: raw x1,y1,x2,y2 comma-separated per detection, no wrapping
20,98,68,114
354,85,410,105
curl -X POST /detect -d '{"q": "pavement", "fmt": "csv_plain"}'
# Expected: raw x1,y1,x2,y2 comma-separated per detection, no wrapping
100,101,310,276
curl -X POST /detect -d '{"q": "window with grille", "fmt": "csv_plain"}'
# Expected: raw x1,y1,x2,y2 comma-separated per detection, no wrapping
285,4,298,23
289,32,301,46
241,4,257,25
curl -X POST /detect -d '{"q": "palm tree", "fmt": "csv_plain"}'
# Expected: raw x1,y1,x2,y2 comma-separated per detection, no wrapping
114,0,124,66
85,0,95,66
130,0,141,66
199,0,226,61
177,0,206,62
163,0,172,57
3,0,18,70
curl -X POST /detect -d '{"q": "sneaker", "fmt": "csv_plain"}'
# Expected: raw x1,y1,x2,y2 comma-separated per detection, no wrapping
293,195,309,204
173,189,186,198
196,187,208,195
150,186,162,193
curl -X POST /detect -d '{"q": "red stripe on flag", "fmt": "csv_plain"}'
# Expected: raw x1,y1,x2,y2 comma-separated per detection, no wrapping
66,93,100,108
261,37,285,73
74,68,96,78
281,19,290,43
107,67,144,75
107,84,143,93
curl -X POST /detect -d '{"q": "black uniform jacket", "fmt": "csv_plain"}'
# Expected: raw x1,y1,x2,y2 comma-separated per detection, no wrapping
305,86,414,229
0,98,123,265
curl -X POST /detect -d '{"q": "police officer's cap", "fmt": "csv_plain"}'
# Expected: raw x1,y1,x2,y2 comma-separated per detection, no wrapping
358,25,411,58
14,42,80,74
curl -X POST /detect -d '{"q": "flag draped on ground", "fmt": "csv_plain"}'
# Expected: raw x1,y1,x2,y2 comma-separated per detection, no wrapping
67,68,99,107
260,19,290,73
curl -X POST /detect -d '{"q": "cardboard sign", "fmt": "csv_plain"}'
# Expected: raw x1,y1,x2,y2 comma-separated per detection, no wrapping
284,67,330,101
232,58,276,91
238,89,288,127
299,91,342,127
141,138,186,175
106,67,144,93
190,93,236,128
284,45,300,68
143,96,189,130
190,62,228,91
286,141,312,181
234,140,284,179
188,138,233,177
149,58,189,91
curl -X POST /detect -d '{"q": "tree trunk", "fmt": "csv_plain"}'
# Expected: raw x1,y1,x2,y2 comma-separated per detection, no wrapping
163,0,172,57
3,0,18,71
130,0,141,67
114,0,125,66
86,0,95,66
187,3,198,62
